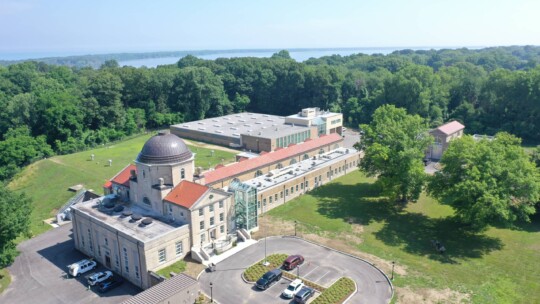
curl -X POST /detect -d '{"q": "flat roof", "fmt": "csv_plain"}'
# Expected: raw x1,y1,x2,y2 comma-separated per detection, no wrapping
242,147,358,192
171,112,311,140
203,134,343,185
72,198,185,243
286,111,341,120
122,273,197,304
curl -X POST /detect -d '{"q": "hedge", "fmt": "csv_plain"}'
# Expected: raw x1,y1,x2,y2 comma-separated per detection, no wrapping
311,277,356,304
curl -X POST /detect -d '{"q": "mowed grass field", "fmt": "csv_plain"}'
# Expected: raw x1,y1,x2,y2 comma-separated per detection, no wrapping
268,170,540,304
8,133,236,237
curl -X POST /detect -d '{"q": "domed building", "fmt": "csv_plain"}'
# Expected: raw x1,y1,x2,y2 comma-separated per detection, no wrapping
71,132,234,290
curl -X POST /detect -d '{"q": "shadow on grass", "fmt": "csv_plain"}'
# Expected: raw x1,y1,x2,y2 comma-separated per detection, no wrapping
312,182,503,264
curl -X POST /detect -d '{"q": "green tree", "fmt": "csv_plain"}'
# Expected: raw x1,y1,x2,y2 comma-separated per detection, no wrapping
0,182,32,267
359,105,432,202
428,133,540,229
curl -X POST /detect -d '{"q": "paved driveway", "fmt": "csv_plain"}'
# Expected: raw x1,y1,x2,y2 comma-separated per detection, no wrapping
198,237,392,304
0,223,140,304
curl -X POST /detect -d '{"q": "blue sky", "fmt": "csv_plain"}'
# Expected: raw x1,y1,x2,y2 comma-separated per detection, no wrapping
1,0,539,56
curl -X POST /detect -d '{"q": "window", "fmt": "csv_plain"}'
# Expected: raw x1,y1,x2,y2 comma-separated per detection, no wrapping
199,208,204,216
263,198,267,206
220,213,224,222
255,170,263,177
296,185,299,191
105,238,108,246
276,163,283,169
280,191,283,198
319,175,322,182
181,168,185,179
258,201,261,208
81,235,85,247
135,266,139,279
210,217,215,226
87,229,93,251
142,170,146,179
269,196,273,204
115,253,120,268
275,194,278,201
158,248,166,263
98,246,101,257
286,189,289,196
301,183,304,189
175,241,183,256
291,186,294,194
168,204,173,213
143,197,151,205
200,221,205,230
209,204,214,212
219,201,224,208
305,181,309,188
327,172,330,178
123,248,129,273
201,233,206,243
220,225,224,233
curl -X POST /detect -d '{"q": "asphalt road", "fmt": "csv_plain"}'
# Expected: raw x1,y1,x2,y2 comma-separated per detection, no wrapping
198,236,393,304
0,223,140,304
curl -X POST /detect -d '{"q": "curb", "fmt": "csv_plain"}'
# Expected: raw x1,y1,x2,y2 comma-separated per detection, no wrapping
342,277,358,304
277,235,394,303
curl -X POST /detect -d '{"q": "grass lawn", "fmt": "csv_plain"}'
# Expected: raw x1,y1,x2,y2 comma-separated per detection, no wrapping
8,133,236,237
268,170,540,304
0,268,10,294
156,260,187,278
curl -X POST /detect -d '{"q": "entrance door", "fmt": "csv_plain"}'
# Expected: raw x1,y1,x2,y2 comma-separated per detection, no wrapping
210,229,216,240
105,255,111,268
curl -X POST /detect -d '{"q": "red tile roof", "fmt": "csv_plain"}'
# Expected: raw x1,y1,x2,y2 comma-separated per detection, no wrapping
103,181,112,188
164,181,209,209
437,121,465,135
215,164,225,169
203,133,342,185
111,164,136,187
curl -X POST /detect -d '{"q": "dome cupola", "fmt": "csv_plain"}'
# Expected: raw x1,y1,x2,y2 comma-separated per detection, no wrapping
137,132,192,164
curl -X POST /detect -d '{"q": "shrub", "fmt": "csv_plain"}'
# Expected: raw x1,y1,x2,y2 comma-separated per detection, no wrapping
312,277,355,304
243,253,288,282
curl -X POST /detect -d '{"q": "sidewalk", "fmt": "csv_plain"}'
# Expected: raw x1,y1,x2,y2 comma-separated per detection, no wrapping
205,239,258,266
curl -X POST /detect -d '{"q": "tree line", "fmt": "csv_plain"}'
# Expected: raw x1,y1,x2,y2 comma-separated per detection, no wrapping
1,46,540,181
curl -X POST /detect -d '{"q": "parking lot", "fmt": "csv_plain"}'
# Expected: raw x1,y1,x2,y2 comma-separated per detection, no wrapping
0,224,140,304
199,236,392,304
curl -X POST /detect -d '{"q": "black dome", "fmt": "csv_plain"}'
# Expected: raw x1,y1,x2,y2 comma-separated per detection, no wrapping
137,132,193,164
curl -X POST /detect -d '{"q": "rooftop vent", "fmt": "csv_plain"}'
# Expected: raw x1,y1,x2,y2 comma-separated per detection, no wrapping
113,205,124,213
131,214,142,221
122,210,133,217
141,218,153,226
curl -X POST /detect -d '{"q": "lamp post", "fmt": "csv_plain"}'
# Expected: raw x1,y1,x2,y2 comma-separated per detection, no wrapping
391,261,395,280
210,282,213,303
294,220,297,236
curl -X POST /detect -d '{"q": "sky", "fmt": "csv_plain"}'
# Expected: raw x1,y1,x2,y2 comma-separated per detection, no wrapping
1,0,539,58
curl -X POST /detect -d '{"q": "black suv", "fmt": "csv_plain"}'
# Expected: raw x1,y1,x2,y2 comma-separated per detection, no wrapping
97,277,124,293
294,286,314,303
255,269,282,290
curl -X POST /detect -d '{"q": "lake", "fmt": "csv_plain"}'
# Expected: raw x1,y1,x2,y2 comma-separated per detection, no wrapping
117,47,435,68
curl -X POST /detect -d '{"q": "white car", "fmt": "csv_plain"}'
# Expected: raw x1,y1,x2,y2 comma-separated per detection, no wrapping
68,259,97,277
87,270,113,286
282,279,304,299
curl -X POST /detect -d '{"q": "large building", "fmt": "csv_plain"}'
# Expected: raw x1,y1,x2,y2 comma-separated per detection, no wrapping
170,108,342,152
71,111,356,291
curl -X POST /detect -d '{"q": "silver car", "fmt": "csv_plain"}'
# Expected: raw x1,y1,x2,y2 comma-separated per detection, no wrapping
87,271,113,286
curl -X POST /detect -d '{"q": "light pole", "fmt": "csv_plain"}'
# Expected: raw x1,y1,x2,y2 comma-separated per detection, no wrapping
391,261,395,280
294,220,297,236
210,282,213,303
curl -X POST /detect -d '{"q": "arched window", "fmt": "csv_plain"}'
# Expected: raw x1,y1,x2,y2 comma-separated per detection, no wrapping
319,148,325,154
290,159,297,165
303,154,309,160
255,170,263,177
143,197,151,205
181,168,185,179
276,163,283,169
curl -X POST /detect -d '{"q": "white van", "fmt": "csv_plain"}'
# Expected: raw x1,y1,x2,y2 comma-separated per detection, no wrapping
68,259,97,277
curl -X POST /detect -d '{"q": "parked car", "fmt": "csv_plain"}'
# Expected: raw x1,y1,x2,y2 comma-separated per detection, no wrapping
282,255,304,271
282,278,304,299
97,277,124,293
294,286,314,303
87,270,113,286
68,259,97,277
255,269,282,290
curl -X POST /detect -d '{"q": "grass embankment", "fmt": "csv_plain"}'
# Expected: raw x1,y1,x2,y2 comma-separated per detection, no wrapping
156,260,187,278
8,133,236,237
243,253,288,282
312,277,355,304
268,170,540,304
0,269,11,294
